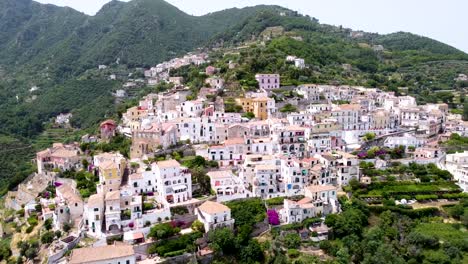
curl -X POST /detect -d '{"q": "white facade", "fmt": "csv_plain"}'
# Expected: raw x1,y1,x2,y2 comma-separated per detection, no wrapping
153,160,192,204
445,151,468,192
195,201,235,232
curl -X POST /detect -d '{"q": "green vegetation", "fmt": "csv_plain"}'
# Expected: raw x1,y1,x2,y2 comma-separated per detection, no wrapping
279,103,298,113
359,162,453,183
0,135,35,195
148,222,181,240
80,134,132,158
320,197,468,264
148,231,202,257
442,133,468,153
60,170,98,198
225,198,266,227
224,98,243,113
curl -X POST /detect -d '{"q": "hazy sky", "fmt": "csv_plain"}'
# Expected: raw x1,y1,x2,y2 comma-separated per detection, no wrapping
35,0,468,53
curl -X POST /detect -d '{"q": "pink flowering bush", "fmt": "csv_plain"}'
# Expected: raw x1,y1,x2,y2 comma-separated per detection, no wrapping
267,209,280,225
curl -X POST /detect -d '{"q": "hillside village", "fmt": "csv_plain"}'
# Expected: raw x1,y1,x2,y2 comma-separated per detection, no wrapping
1,45,467,264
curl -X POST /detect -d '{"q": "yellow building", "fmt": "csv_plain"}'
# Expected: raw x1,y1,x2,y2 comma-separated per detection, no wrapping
98,159,127,193
236,97,274,120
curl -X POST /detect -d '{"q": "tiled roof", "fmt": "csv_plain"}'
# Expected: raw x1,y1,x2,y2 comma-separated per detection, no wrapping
69,244,134,264
306,185,336,193
157,159,180,169
198,200,230,214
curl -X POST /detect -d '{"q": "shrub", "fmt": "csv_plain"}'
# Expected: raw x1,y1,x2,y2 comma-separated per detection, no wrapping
41,231,55,244
287,249,300,258
25,226,34,233
148,223,180,240
415,194,438,201
170,206,188,215
266,197,285,206
163,249,187,257
44,218,52,230
27,215,38,226
283,233,301,249
191,220,205,233
16,209,25,217
267,210,280,225
63,222,72,232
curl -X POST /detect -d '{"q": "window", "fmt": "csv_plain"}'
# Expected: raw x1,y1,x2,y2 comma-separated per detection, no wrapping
94,208,99,212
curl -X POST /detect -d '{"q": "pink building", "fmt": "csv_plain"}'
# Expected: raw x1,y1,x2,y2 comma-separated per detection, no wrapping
255,74,280,89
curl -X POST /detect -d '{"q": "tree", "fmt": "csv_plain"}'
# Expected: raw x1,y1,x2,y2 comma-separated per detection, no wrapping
44,218,52,230
208,227,237,255
325,214,339,228
463,102,468,121
336,247,350,264
242,112,255,120
283,233,301,249
41,231,55,244
363,132,376,141
333,208,367,238
191,220,205,233
148,223,180,240
240,240,264,263
362,244,405,264
461,209,468,227
63,222,72,232
280,104,297,113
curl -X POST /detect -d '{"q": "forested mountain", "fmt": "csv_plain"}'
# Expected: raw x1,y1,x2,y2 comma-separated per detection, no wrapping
0,0,467,194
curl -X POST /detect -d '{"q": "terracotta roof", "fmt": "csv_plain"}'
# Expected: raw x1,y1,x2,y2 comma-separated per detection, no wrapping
224,138,244,145
105,190,120,201
99,160,118,170
133,232,144,240
198,201,230,214
100,119,117,127
255,164,277,171
157,159,180,169
297,197,313,204
87,193,104,207
306,185,337,193
207,170,234,179
129,173,143,180
337,104,361,111
285,125,305,131
56,184,82,203
69,244,134,264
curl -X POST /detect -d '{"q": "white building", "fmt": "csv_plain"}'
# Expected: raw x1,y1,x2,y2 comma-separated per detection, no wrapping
153,160,192,204
69,244,136,264
53,183,84,230
207,170,249,202
177,100,204,118
195,201,235,232
445,151,468,192
384,134,425,149
280,185,338,224
318,151,359,186
84,193,105,237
